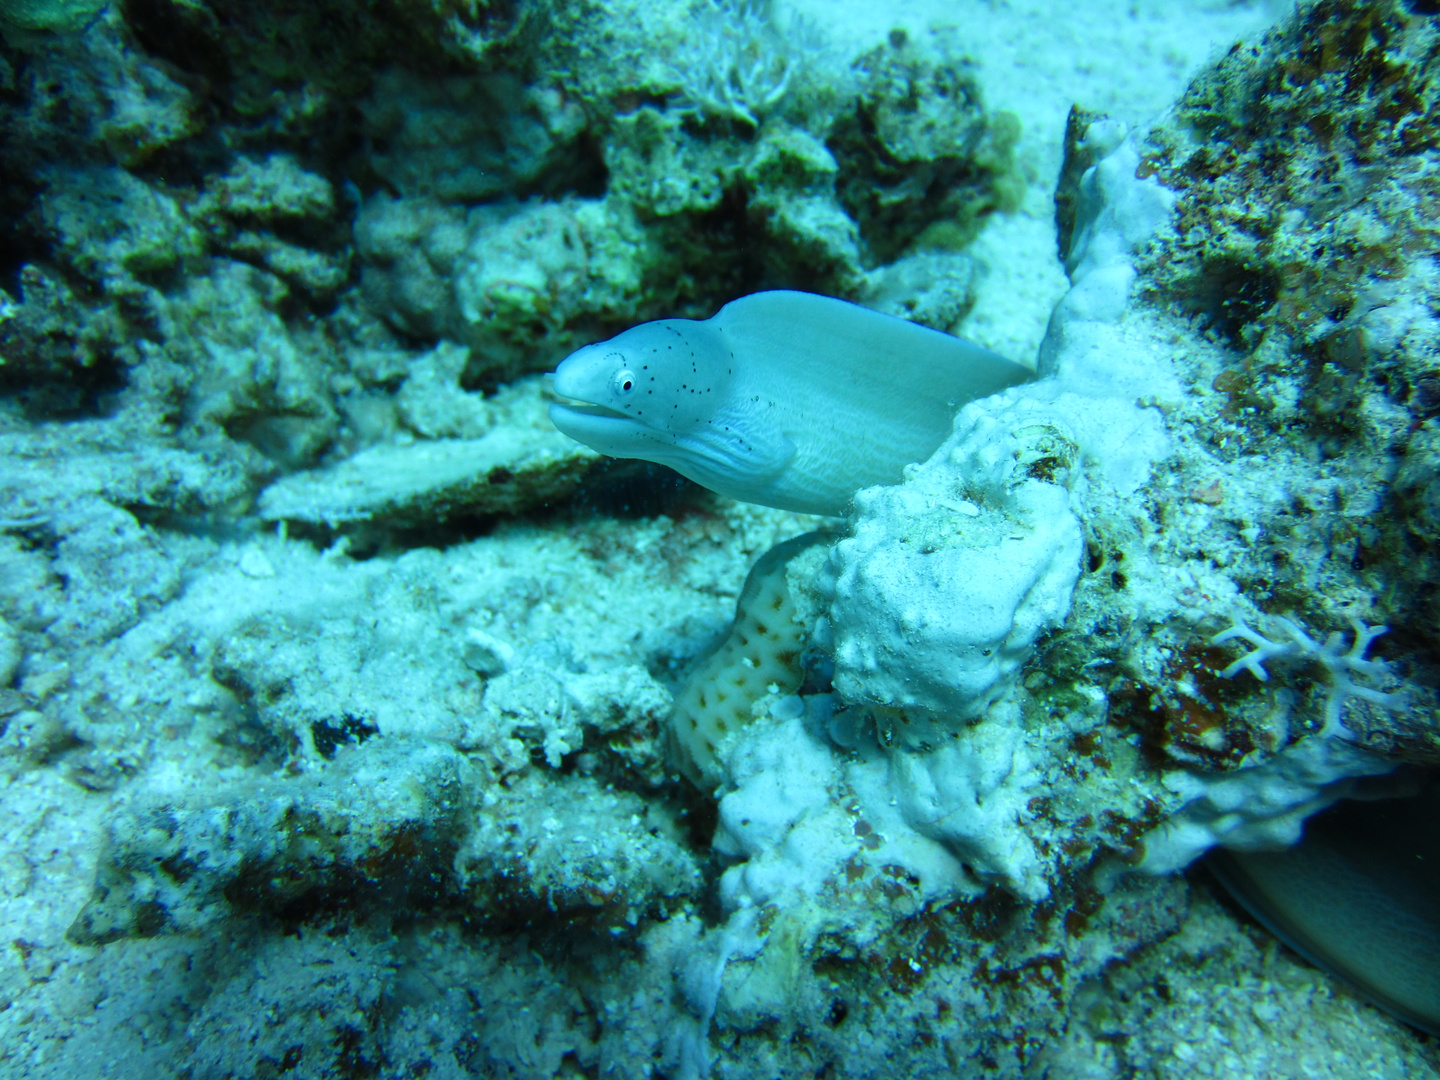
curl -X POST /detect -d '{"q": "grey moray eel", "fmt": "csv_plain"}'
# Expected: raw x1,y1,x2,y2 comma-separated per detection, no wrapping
550,290,1440,1036
548,290,1032,516
1207,776,1440,1036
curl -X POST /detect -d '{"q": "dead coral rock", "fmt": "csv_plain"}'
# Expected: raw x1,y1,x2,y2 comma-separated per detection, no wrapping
0,493,181,646
476,663,671,785
0,622,19,687
864,249,979,334
828,34,1022,263
39,164,204,301
0,418,257,519
450,200,590,378
605,107,740,218
458,770,701,933
0,264,129,405
354,194,469,341
1,8,197,167
0,690,74,771
66,738,473,946
192,154,351,303
562,666,673,788
394,340,493,440
211,599,481,760
257,378,600,528
356,196,599,382
742,125,866,294
1137,0,1440,667
1143,0,1440,351
258,428,595,527
119,0,538,143
180,931,394,1080
166,260,340,468
361,68,591,204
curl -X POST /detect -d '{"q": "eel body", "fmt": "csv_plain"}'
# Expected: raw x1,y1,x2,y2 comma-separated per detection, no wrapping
548,290,1032,515
1207,777,1440,1036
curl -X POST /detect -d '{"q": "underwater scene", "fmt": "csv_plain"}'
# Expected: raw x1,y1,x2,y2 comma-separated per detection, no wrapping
1,0,1439,1076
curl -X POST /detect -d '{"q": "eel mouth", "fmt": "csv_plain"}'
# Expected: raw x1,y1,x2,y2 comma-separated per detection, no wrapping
550,394,628,421
548,397,642,445
545,374,629,421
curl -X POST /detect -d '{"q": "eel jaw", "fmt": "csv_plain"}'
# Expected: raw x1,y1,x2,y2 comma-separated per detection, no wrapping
549,393,629,421
546,370,630,422
548,398,654,454
547,369,673,458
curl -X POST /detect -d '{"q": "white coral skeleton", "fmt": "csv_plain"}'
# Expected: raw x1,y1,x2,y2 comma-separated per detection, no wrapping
1210,615,1409,739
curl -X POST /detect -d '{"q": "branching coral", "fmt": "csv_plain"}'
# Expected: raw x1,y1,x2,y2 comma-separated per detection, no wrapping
1211,615,1409,739
663,0,813,128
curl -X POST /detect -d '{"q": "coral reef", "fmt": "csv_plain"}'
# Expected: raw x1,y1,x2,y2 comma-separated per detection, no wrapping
642,3,1440,1073
0,0,1436,1077
256,380,602,531
1139,0,1440,669
0,0,106,37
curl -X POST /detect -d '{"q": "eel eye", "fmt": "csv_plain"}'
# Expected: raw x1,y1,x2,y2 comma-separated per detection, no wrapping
613,368,637,395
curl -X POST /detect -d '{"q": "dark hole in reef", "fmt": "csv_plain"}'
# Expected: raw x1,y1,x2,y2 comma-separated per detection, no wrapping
1184,254,1281,348
697,181,761,293
123,0,238,89
311,713,380,760
954,885,1025,943
1411,374,1440,418
333,1022,377,1076
0,172,42,297
564,459,710,519
224,825,461,934
278,512,503,561
1,354,129,421
536,128,610,201
1086,542,1105,572
128,127,239,196
159,852,198,885
453,1033,484,1074
130,899,170,938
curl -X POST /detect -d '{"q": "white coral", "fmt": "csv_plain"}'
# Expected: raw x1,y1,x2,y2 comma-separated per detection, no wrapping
1210,615,1408,738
